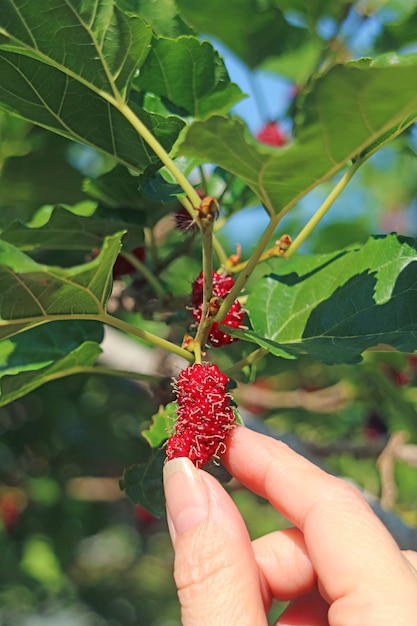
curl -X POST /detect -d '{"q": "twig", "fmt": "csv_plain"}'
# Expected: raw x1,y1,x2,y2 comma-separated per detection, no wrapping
377,431,409,510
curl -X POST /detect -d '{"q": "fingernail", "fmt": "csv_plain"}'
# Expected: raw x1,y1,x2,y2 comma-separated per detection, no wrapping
163,457,209,538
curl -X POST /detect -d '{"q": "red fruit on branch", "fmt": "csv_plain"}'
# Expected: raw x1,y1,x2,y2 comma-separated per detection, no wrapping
166,363,236,467
191,270,235,306
190,271,244,347
192,299,245,347
256,121,287,147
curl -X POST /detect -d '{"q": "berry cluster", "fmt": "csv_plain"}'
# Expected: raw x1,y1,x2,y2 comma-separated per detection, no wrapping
166,363,236,467
191,271,245,347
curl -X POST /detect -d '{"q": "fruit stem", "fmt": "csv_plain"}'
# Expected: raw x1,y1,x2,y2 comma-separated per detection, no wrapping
227,242,285,273
117,101,201,209
214,213,281,324
194,342,202,365
198,164,208,195
194,213,215,352
285,160,361,259
212,235,229,267
178,194,199,225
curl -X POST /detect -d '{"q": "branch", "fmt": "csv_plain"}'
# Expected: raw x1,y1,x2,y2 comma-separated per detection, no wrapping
234,380,349,413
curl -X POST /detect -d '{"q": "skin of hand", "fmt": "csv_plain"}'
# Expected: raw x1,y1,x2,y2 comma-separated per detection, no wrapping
163,426,417,626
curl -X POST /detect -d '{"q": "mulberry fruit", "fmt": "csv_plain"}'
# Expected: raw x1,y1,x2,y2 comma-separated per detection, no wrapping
191,271,244,347
166,363,236,467
256,121,287,147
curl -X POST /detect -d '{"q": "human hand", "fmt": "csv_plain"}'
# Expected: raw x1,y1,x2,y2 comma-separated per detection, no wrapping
163,426,417,625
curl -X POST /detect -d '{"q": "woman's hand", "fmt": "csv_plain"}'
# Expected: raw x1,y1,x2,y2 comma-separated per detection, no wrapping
163,426,417,625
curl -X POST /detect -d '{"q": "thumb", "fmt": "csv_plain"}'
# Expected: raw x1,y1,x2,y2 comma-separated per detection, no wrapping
163,457,267,626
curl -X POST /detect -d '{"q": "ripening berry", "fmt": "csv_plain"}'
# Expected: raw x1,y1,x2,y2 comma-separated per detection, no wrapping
192,299,245,347
256,121,287,147
190,271,244,347
166,363,236,467
191,270,235,306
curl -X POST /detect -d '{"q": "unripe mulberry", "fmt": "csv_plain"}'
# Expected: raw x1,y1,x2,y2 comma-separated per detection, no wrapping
166,363,236,468
173,188,205,232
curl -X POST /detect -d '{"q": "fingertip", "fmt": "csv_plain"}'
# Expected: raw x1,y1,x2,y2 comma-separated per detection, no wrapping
163,457,209,538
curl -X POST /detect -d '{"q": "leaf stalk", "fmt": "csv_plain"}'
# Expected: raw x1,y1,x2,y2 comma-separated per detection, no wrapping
117,101,201,209
214,213,281,324
285,160,361,259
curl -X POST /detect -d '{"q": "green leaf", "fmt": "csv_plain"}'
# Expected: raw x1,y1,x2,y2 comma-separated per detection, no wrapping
0,321,103,406
0,320,103,374
0,342,102,407
242,234,417,364
120,448,166,517
116,0,193,37
210,167,258,215
233,407,245,426
277,0,351,23
0,1,184,172
177,57,417,214
0,132,86,217
141,173,184,202
175,0,306,68
0,232,124,340
1,0,150,94
1,206,143,252
83,165,172,224
261,39,322,83
142,402,176,448
376,7,417,52
135,36,245,118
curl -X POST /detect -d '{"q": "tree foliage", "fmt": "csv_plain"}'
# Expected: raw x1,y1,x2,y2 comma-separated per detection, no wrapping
1,1,417,623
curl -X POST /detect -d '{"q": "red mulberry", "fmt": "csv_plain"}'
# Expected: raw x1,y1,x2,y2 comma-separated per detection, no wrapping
256,121,287,147
191,270,235,306
190,271,244,347
191,299,245,347
166,363,236,468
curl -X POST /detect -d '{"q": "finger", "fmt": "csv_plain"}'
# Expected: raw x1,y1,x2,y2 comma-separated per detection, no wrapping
403,550,417,573
163,457,267,626
253,527,316,601
274,590,329,626
225,426,417,613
